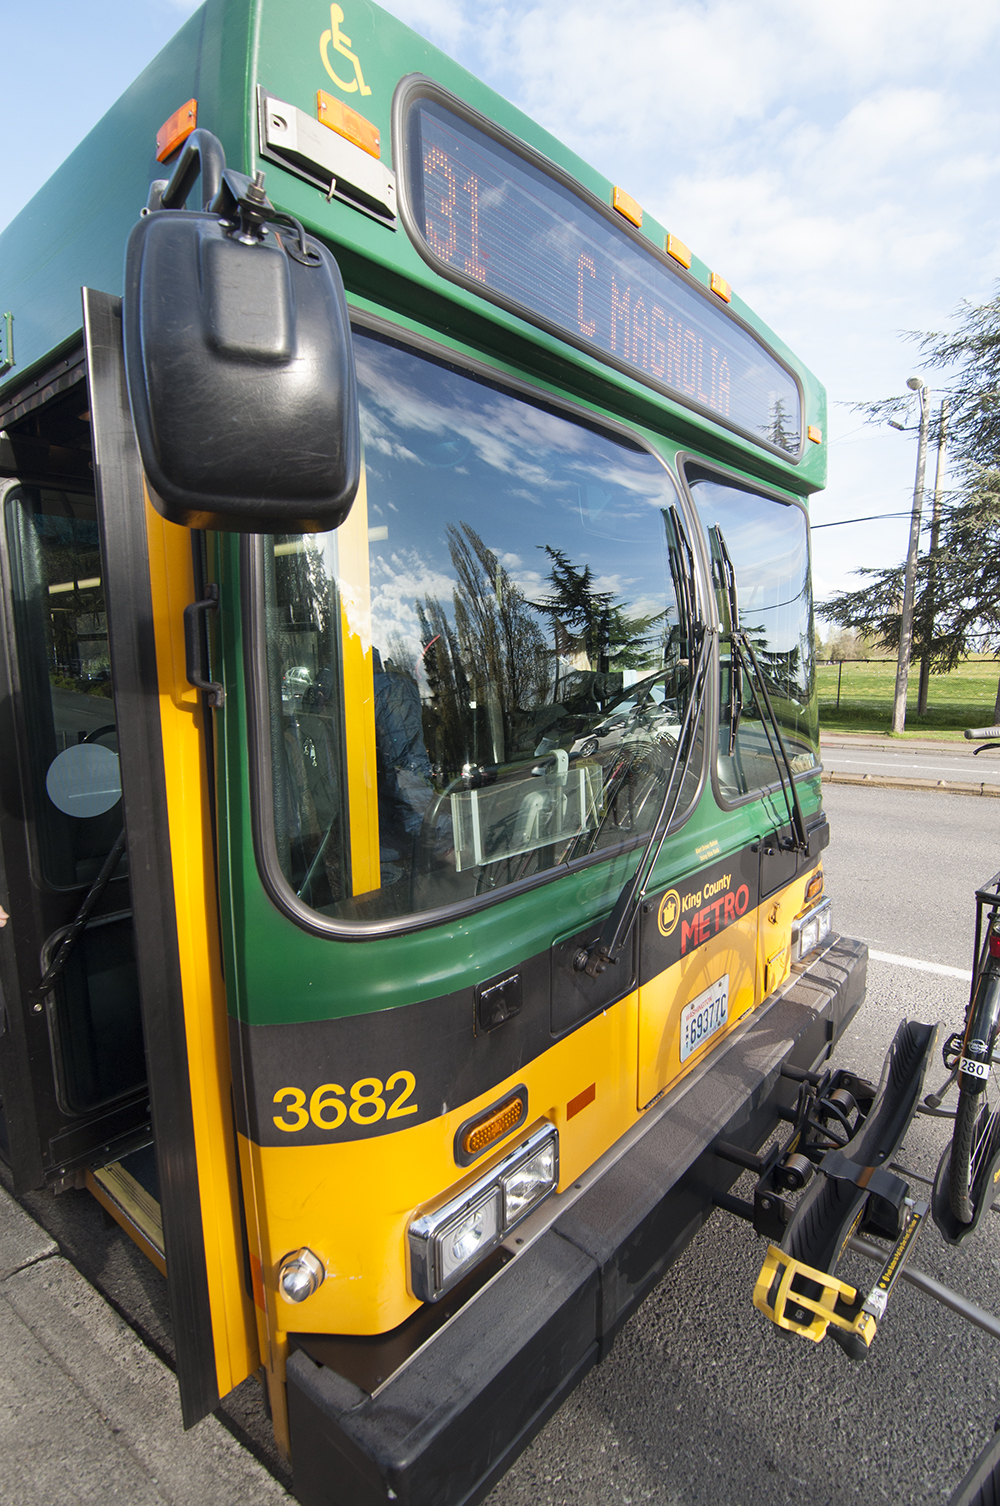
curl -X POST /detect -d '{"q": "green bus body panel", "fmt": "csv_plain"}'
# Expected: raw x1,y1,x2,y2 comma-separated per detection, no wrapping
0,0,825,493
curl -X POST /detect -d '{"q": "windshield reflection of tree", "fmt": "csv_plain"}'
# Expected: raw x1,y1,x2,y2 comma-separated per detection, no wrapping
418,527,675,780
410,524,686,889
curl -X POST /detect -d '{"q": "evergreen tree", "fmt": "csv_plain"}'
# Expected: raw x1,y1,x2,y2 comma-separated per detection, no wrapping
823,288,1000,720
535,545,663,675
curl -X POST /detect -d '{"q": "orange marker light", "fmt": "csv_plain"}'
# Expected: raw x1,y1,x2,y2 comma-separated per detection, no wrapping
567,1083,596,1120
156,99,197,163
462,1093,525,1159
666,233,692,268
808,424,823,444
709,272,731,302
317,90,380,159
612,186,642,228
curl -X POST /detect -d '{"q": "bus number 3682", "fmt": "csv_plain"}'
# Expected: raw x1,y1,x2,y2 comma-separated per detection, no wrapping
272,1072,418,1131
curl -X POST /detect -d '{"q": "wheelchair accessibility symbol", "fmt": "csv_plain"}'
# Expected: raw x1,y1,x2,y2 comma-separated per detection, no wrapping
320,4,372,96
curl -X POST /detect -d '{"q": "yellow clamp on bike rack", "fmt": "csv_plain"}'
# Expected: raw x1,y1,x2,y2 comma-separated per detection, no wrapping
753,1245,876,1348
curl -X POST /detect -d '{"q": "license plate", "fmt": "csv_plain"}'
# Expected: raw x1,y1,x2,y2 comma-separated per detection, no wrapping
680,975,730,1062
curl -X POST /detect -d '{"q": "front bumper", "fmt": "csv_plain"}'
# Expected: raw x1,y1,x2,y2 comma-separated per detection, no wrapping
287,934,867,1506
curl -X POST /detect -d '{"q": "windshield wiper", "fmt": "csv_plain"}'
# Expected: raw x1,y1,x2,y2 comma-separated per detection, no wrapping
711,525,807,854
574,505,710,979
574,623,713,977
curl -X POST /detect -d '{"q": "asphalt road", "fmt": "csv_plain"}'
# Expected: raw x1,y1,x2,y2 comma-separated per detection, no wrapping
487,784,1000,1506
822,737,1000,786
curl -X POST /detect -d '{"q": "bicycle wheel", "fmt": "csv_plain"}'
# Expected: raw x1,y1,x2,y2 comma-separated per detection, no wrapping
949,972,1000,1225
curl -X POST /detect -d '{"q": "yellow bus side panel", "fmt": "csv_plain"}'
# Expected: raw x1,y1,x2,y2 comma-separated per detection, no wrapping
334,464,381,895
637,905,758,1110
145,496,260,1397
239,988,640,1337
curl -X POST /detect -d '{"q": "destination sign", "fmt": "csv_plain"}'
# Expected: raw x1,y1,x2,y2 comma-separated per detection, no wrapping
403,96,801,456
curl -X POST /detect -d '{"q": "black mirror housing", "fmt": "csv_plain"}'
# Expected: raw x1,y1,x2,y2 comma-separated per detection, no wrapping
123,142,359,533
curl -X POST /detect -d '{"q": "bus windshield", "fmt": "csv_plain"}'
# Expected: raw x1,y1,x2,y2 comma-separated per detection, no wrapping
252,329,700,925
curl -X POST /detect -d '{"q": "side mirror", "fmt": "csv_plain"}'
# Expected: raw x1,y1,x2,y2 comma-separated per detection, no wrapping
123,130,360,533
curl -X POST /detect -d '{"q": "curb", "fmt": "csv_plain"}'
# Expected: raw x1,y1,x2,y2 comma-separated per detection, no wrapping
822,771,1000,798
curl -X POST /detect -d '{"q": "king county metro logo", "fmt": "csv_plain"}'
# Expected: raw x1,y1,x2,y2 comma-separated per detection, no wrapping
658,889,680,937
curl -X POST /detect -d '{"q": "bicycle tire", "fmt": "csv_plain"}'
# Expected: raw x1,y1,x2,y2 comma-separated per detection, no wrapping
949,1085,984,1223
949,973,1000,1225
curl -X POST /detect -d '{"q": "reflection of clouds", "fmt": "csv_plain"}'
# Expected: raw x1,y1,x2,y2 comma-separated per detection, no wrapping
694,484,811,656
630,594,670,622
350,333,684,684
369,547,454,609
592,573,637,595
356,340,678,509
513,568,546,600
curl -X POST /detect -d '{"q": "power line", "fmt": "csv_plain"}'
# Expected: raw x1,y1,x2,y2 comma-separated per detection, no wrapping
811,512,912,530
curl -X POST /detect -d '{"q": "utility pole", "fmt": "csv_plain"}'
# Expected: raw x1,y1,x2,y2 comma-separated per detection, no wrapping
892,378,931,734
917,398,949,715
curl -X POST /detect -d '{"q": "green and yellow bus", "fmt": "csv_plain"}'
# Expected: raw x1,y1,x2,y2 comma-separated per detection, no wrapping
0,2,865,1500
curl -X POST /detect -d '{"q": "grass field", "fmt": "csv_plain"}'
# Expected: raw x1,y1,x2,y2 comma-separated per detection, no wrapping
817,656,1000,738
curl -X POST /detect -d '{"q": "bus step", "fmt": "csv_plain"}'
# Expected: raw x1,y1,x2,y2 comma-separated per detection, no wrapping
748,1018,938,1354
86,1157,166,1276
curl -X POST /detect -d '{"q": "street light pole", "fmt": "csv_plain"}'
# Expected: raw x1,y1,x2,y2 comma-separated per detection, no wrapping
917,398,949,716
891,379,931,734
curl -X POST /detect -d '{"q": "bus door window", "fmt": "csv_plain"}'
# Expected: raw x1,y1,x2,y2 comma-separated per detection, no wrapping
253,330,702,927
3,485,143,1114
686,468,818,805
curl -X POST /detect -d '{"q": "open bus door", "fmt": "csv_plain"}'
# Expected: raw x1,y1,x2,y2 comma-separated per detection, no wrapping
0,292,261,1426
0,359,149,1196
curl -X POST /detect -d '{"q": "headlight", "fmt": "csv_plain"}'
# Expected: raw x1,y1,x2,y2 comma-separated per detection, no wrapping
502,1139,556,1223
409,1123,558,1302
436,1191,501,1288
793,897,832,961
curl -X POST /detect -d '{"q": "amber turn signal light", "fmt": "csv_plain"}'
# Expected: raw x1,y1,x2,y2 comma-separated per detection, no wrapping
612,186,642,227
665,233,692,268
461,1091,526,1162
317,90,381,159
156,99,197,163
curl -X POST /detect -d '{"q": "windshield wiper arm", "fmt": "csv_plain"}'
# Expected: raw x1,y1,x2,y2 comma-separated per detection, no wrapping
711,525,807,854
711,531,743,754
574,622,714,978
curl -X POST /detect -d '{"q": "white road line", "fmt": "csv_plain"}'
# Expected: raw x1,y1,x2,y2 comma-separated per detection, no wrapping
869,949,972,981
830,758,969,773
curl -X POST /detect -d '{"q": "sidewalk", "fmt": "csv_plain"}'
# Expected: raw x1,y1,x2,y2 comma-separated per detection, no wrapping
820,732,986,755
0,1184,291,1506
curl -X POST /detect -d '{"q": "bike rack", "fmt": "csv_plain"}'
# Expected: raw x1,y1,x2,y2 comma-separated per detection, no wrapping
710,1019,1000,1357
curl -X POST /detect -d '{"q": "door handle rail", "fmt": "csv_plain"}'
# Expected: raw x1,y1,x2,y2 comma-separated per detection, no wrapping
184,583,225,708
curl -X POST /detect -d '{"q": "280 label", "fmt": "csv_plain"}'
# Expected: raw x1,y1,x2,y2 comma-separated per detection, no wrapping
272,1071,418,1133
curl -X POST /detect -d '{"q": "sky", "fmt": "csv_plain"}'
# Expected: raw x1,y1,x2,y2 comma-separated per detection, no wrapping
4,0,1000,624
